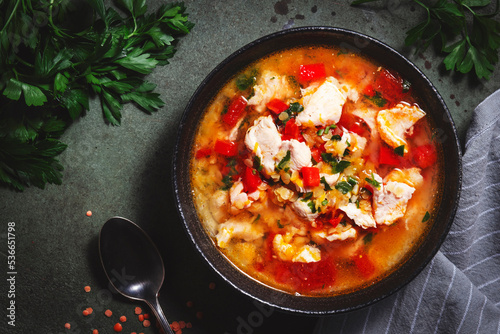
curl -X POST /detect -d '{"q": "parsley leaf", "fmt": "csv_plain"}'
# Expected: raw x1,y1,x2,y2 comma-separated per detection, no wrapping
352,0,500,79
0,1,193,190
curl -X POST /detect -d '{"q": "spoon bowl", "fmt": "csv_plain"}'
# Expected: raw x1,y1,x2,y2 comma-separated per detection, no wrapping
99,216,174,334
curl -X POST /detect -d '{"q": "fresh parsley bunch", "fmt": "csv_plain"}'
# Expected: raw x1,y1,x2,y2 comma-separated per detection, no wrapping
352,0,500,80
0,0,193,190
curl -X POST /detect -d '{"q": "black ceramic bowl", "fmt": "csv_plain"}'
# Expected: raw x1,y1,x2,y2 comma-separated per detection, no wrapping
173,27,461,315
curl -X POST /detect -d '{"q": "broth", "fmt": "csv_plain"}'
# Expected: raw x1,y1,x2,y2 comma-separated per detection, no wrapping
190,46,442,296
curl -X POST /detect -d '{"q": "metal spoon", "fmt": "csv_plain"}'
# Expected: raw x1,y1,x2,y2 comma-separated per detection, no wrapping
99,216,174,334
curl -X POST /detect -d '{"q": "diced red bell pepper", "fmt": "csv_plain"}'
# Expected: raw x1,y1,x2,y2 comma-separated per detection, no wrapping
301,166,320,187
379,144,402,166
299,63,326,82
214,139,238,157
242,166,262,193
282,118,303,141
266,98,289,114
412,144,437,169
222,95,247,126
353,252,375,279
195,147,212,159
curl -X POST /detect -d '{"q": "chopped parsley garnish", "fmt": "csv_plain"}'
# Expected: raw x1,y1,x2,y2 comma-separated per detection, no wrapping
365,173,381,189
347,176,358,186
302,192,313,201
253,156,263,171
277,220,285,228
321,176,332,190
363,233,373,244
365,91,387,107
335,181,354,194
236,69,257,90
307,201,318,213
253,214,261,223
321,152,336,163
422,211,431,223
331,134,342,141
334,160,351,174
394,145,405,157
276,150,291,171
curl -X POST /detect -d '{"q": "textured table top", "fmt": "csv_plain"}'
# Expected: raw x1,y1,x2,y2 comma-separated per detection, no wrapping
1,1,498,333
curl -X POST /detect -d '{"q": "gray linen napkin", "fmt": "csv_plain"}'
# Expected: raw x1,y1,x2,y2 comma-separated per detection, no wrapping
314,89,500,334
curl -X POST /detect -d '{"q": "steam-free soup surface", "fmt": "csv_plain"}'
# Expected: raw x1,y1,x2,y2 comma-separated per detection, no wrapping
191,46,442,295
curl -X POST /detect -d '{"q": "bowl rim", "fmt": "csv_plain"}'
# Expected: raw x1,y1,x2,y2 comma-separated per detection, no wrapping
172,26,462,315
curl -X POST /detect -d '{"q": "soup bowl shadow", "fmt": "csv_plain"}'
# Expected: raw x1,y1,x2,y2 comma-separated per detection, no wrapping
172,26,462,315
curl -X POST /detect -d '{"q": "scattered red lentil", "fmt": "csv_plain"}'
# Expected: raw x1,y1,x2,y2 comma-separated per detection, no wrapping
186,301,193,307
105,309,113,317
84,285,91,292
142,320,151,328
171,321,180,331
86,210,93,217
186,322,192,329
92,330,98,334
134,307,142,315
138,314,144,322
143,313,149,319
113,323,122,332
119,315,127,322
64,323,71,329
196,311,203,320
179,321,186,329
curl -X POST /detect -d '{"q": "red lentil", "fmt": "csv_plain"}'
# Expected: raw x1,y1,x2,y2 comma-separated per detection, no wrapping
138,314,144,322
92,330,98,334
84,286,91,292
86,210,93,217
119,315,126,322
64,323,71,329
113,323,122,332
105,309,113,317
143,320,151,328
143,313,149,319
134,307,142,315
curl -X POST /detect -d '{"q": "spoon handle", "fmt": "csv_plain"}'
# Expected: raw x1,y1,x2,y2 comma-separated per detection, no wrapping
146,297,175,334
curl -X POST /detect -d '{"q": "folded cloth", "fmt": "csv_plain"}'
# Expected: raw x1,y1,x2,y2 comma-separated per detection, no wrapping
314,89,500,334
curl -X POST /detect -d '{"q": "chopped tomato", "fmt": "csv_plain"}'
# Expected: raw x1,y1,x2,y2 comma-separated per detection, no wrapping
299,63,326,82
214,139,238,157
195,147,212,159
412,144,437,169
222,95,247,126
282,118,303,141
363,84,375,97
266,98,289,114
242,166,262,193
374,69,407,106
311,146,325,163
301,166,320,187
353,252,375,279
379,144,402,166
349,121,370,138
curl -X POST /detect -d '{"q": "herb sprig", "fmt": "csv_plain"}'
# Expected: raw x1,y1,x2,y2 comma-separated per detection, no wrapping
351,0,500,79
0,0,193,190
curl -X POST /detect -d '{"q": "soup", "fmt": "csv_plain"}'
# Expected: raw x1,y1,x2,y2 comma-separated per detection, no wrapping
190,46,442,296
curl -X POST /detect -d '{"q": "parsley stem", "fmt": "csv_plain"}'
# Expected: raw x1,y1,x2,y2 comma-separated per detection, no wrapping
0,0,21,34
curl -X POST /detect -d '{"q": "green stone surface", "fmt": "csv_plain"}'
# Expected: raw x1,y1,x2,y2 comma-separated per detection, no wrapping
1,1,498,333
